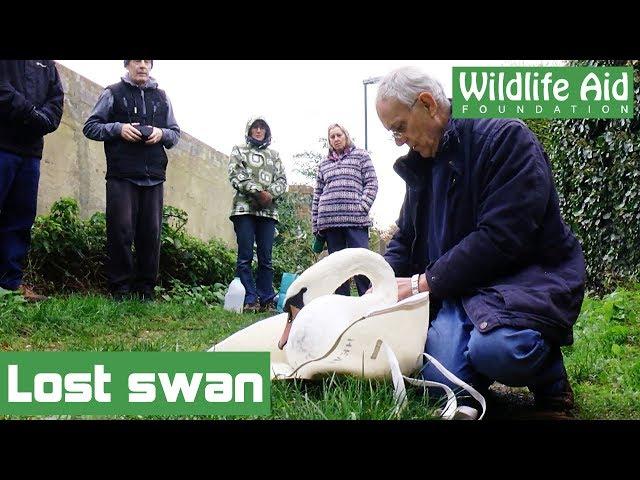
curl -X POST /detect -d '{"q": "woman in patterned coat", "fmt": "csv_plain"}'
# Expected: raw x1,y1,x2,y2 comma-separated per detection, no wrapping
312,123,378,296
228,116,287,312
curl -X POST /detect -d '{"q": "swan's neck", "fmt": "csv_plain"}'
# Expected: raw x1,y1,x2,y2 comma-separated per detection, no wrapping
299,249,398,306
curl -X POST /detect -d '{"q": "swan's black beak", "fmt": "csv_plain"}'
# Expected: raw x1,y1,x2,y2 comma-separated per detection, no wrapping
277,288,306,350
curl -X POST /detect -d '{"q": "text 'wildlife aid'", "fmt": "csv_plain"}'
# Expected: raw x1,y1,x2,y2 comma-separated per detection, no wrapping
453,67,634,119
0,352,270,416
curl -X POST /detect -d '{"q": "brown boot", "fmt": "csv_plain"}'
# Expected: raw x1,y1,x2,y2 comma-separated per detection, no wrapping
531,377,576,419
18,285,48,303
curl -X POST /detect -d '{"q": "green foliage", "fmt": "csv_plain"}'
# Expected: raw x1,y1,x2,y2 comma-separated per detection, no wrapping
0,287,27,316
272,191,316,288
159,205,236,288
535,60,640,293
27,198,107,292
26,198,237,293
155,279,227,308
292,137,327,184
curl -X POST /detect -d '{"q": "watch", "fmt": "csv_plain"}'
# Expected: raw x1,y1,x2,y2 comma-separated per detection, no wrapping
411,273,420,295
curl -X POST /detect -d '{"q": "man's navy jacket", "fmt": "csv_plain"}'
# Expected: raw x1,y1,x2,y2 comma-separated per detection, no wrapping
384,117,586,346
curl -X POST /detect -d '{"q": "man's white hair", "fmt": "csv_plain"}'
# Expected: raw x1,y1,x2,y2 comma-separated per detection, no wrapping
376,66,450,110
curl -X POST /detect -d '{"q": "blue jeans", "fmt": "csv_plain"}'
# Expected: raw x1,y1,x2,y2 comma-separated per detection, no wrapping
232,215,276,306
422,299,568,397
323,226,370,296
0,149,41,290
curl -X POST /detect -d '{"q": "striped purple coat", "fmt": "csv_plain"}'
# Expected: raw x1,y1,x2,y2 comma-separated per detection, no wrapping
312,146,378,234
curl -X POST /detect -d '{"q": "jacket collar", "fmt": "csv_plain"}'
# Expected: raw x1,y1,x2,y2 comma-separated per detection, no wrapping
393,117,464,187
121,74,158,90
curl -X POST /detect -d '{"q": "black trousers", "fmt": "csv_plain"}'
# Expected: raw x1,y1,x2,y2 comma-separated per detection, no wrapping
106,179,163,294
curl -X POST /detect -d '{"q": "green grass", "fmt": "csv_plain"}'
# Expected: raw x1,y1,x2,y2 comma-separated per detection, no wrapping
563,288,640,419
1,287,639,420
0,293,442,420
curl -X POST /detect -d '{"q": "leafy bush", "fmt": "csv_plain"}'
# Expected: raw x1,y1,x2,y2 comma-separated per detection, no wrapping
0,287,27,315
159,205,236,288
272,190,316,289
155,279,227,308
26,198,237,294
27,198,107,292
544,60,640,293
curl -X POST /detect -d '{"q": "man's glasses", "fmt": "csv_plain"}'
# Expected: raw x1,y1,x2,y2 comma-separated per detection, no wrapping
390,96,420,140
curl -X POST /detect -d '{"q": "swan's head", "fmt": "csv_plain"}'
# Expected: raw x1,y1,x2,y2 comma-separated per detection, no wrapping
277,259,333,350
277,253,344,349
276,248,396,350
277,286,306,350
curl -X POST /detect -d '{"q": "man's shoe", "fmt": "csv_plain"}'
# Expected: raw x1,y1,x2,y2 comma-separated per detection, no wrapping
18,285,48,302
243,301,260,313
434,405,479,420
533,378,575,412
111,291,132,302
139,290,156,302
520,377,576,419
259,301,277,314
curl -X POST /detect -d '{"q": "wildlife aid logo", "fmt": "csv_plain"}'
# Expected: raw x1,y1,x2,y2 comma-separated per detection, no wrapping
0,352,270,416
453,66,634,119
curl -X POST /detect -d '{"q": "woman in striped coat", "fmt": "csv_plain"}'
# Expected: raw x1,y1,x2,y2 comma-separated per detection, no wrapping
311,123,378,296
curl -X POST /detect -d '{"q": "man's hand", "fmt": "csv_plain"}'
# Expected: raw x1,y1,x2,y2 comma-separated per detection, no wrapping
121,123,142,142
365,279,413,301
396,274,430,301
396,278,414,301
145,127,163,145
255,190,273,208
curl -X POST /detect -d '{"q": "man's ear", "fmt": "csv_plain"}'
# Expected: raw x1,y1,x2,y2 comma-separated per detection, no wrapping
418,92,437,117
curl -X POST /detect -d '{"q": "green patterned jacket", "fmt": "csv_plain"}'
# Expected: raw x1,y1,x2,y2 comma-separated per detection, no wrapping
228,116,287,221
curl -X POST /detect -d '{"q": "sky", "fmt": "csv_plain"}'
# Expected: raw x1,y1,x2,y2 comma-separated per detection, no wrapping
57,59,553,229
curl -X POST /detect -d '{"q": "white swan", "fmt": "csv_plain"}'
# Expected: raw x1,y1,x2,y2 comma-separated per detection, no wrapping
211,247,486,419
278,248,398,369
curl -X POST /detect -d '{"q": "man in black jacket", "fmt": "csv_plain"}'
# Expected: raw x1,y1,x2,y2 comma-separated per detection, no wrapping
83,60,180,301
0,60,64,301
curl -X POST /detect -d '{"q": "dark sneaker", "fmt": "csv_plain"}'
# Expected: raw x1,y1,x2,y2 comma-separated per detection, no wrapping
111,290,133,302
18,285,48,302
243,301,260,313
139,290,156,302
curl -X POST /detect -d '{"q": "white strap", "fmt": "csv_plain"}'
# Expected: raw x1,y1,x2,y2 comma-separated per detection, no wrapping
383,343,408,416
384,343,486,420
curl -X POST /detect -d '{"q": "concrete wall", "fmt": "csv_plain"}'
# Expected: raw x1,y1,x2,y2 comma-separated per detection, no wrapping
38,62,236,246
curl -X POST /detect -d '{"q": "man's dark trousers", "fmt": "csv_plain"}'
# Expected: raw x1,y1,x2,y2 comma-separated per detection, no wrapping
106,178,163,295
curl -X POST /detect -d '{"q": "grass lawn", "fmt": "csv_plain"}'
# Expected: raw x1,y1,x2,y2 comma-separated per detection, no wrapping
1,287,638,420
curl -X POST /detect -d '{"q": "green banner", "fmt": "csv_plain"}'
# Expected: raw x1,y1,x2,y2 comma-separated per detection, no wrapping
0,352,270,416
452,67,634,119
